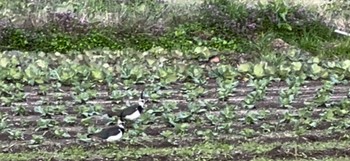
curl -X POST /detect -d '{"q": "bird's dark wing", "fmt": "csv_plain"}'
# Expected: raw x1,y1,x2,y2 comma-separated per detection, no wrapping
106,110,122,117
90,126,121,139
120,105,138,116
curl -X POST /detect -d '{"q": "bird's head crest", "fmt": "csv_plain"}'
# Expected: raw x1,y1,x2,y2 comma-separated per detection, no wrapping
138,90,148,106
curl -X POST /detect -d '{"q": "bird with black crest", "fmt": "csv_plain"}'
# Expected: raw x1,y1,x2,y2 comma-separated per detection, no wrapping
87,119,126,143
107,90,149,125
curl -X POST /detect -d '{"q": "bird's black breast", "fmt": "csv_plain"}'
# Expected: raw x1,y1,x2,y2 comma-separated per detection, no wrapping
137,106,144,113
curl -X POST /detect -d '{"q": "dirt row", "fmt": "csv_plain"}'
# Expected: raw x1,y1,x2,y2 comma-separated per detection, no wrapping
8,108,329,128
1,113,348,145
5,112,346,139
20,81,350,101
1,131,348,153
21,79,328,92
21,88,348,104
0,120,339,142
1,94,346,117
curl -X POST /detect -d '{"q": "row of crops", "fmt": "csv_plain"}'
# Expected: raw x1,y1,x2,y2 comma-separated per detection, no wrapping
0,48,350,160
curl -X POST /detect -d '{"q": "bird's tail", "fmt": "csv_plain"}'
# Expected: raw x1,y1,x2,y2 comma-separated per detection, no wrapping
87,133,94,138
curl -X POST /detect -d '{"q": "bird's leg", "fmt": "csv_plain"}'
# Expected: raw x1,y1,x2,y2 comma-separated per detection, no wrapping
137,118,141,124
126,121,133,129
106,142,111,148
134,119,142,126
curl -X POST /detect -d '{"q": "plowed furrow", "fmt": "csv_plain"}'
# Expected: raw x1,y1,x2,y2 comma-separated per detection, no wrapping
1,131,347,153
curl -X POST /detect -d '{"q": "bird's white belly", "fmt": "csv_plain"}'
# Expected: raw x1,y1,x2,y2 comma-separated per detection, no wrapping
125,110,141,120
106,132,123,142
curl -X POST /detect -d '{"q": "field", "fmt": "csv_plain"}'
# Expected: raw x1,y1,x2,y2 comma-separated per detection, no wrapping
1,0,350,161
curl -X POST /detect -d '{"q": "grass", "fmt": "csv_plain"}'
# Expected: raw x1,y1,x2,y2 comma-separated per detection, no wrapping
1,138,349,160
0,0,349,58
252,157,350,161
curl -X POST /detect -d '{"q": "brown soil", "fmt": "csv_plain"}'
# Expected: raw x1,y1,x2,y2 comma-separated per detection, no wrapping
102,148,350,161
265,147,350,160
7,106,332,130
4,93,348,117
23,80,331,93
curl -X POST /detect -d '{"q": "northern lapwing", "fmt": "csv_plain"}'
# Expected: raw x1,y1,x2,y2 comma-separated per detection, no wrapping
87,119,126,142
116,90,148,122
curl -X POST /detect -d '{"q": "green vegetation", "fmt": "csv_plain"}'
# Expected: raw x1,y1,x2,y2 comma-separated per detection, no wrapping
1,139,350,160
0,0,349,58
0,0,350,160
0,48,350,160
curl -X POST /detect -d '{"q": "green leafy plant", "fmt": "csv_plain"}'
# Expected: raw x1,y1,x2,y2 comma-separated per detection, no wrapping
11,105,27,116
76,104,103,118
72,90,97,104
7,129,24,141
185,65,206,85
81,117,93,127
210,64,237,80
220,105,237,121
120,60,147,85
174,123,190,135
156,66,179,85
217,78,239,100
239,128,257,138
29,134,44,145
54,65,77,85
182,83,206,101
0,117,9,132
279,76,305,108
34,106,53,118
197,126,219,140
35,118,58,131
260,0,293,31
38,84,50,96
63,116,78,125
109,90,126,101
77,133,92,143
242,78,271,109
305,80,334,107
260,123,276,133
160,130,174,142
187,102,208,115
150,102,178,116
192,46,213,61
53,127,71,138
206,113,220,125
23,63,49,85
